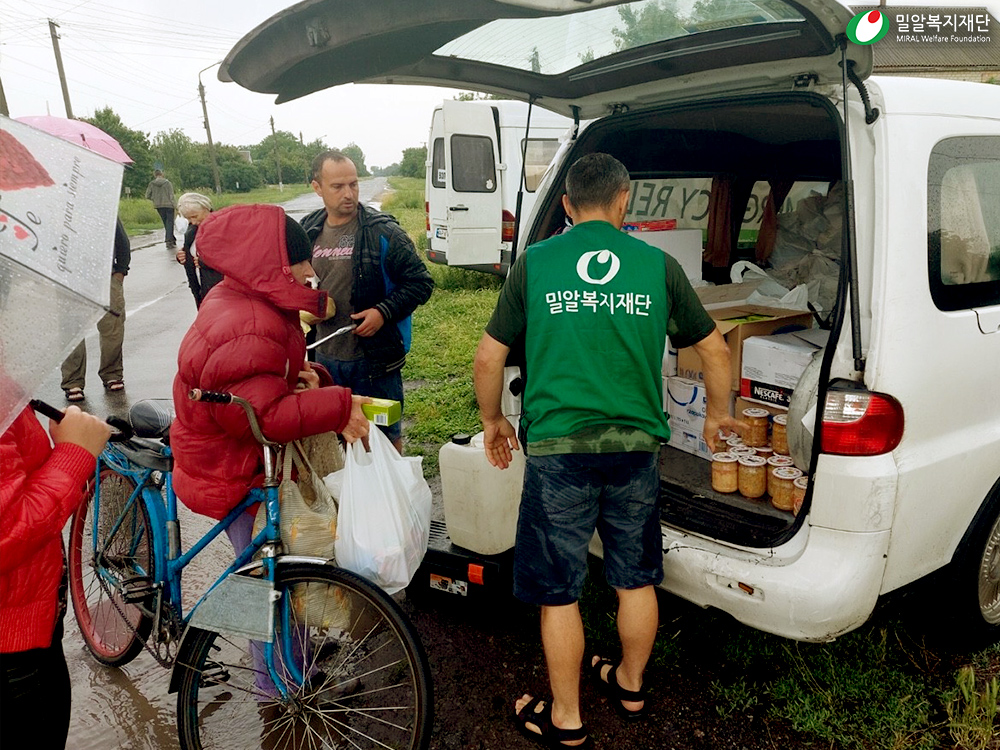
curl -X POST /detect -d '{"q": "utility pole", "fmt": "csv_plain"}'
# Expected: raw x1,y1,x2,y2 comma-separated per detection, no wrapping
270,116,283,191
48,20,73,119
198,63,223,195
0,74,9,117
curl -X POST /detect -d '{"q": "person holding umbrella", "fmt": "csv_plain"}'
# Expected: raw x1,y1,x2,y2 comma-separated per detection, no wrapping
60,218,131,401
1,406,112,747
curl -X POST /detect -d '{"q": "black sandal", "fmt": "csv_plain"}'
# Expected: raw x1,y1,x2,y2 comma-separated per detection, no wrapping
589,656,649,720
515,696,591,749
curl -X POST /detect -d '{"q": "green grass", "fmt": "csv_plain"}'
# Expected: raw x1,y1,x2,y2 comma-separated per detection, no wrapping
118,184,313,235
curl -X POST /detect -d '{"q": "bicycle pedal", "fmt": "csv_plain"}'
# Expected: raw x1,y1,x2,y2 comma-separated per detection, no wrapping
121,576,156,603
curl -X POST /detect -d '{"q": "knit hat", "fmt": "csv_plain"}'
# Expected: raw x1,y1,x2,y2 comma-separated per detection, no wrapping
285,214,312,265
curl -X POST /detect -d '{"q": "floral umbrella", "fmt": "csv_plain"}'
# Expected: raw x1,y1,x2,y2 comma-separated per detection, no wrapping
0,116,124,433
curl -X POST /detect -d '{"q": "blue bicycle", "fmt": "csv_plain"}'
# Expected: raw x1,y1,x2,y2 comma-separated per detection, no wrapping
66,391,433,750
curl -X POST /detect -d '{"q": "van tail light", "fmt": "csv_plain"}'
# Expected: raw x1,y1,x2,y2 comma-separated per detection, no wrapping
501,210,516,243
820,388,904,456
425,202,430,232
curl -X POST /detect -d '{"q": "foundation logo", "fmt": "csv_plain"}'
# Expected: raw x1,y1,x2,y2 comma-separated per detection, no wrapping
846,9,890,44
576,249,620,285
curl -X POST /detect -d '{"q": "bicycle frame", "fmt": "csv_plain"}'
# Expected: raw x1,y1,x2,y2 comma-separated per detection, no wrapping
93,440,304,697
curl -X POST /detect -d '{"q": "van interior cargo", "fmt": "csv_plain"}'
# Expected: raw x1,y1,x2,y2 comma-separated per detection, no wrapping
529,95,845,549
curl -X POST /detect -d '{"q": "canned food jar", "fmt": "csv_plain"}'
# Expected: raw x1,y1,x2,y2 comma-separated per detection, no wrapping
771,414,789,455
792,475,809,516
742,408,769,447
730,445,756,457
738,455,768,498
711,452,739,493
726,435,745,449
766,455,795,495
770,467,803,512
755,445,775,462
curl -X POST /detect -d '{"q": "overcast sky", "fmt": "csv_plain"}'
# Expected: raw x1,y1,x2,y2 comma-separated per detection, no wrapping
2,0,997,169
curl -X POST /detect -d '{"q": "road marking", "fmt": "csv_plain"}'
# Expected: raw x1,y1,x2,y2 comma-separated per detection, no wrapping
127,283,187,317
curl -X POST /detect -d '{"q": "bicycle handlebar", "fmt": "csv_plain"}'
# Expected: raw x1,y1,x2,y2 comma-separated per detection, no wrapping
188,389,278,447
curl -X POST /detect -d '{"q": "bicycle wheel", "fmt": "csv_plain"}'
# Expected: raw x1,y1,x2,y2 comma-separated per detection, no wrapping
176,563,433,750
68,468,154,667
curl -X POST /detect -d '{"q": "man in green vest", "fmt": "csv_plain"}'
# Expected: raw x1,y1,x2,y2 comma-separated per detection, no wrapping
474,153,741,748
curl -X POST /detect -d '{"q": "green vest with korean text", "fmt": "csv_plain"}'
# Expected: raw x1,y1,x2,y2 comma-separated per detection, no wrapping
523,220,670,445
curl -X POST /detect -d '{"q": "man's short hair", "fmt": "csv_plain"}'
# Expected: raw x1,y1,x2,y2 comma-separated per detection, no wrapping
565,153,630,211
310,149,352,183
154,169,164,177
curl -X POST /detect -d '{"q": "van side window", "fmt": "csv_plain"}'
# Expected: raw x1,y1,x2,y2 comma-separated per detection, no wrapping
450,135,496,193
431,138,445,189
928,136,1000,311
522,138,560,192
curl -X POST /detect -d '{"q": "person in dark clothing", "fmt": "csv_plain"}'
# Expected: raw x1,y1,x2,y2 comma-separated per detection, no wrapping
175,192,222,308
61,218,131,400
301,150,434,452
145,170,176,248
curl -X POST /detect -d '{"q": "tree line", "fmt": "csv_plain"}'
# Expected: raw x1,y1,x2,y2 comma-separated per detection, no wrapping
85,106,427,196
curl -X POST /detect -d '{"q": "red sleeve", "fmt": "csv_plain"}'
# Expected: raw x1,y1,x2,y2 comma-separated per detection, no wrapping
0,410,96,563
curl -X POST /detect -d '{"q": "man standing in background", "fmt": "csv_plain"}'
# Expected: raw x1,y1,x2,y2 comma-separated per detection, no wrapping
145,169,176,249
301,150,434,452
61,218,130,400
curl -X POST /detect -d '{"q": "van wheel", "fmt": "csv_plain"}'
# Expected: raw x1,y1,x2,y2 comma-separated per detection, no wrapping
950,501,1000,646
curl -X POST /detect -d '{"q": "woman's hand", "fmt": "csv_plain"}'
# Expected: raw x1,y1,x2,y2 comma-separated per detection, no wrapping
175,249,186,264
341,395,372,444
295,362,320,391
50,406,112,458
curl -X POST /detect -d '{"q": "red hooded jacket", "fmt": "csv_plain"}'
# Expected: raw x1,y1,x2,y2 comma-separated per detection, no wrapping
1,406,95,652
171,204,353,519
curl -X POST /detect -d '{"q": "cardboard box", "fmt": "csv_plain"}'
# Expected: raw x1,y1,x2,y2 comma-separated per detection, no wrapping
740,329,829,408
628,228,703,282
675,305,814,390
668,426,713,461
665,377,707,432
694,280,765,310
362,398,401,426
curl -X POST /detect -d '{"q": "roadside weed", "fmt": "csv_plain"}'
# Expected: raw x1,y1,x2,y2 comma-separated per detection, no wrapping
947,666,999,750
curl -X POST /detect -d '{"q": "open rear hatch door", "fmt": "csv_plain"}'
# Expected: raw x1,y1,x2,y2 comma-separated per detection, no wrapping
221,0,871,117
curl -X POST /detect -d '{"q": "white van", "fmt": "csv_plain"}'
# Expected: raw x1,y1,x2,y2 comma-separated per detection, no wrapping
222,0,1000,643
424,100,573,275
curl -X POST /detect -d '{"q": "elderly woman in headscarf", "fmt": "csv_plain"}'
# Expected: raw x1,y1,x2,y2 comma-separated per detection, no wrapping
175,192,223,308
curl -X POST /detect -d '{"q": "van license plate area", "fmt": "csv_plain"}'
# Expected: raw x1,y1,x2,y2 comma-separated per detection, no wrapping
435,227,447,239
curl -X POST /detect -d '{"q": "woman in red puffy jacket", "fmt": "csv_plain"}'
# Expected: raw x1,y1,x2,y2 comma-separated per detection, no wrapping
1,404,111,748
171,203,368,541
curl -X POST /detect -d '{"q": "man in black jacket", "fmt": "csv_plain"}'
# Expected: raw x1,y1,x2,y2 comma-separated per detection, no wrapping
61,218,131,401
302,150,434,452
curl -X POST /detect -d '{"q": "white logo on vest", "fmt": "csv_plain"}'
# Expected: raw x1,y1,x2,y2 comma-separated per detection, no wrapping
576,249,621,285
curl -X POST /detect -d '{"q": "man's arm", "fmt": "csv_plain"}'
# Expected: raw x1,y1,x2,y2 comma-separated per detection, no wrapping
473,332,519,469
691,328,746,452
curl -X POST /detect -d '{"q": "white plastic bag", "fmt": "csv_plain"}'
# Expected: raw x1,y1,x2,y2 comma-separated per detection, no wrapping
328,427,432,594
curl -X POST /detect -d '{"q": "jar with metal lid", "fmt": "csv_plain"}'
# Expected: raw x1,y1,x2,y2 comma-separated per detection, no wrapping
755,445,775,462
766,455,795,495
771,414,789,455
711,452,739,493
726,434,745,450
770,467,803,511
738,455,768,498
742,407,769,447
730,445,756,458
792,475,809,516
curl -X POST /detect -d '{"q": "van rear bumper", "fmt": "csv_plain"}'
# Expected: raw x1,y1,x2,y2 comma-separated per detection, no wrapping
594,524,889,642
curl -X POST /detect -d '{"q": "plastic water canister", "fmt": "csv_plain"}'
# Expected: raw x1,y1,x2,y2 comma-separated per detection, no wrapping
439,430,525,555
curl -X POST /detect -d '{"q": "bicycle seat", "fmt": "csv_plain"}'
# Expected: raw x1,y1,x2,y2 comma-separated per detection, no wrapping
130,399,173,441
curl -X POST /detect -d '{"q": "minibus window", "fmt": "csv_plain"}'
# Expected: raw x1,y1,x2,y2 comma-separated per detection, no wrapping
451,135,496,193
522,138,560,192
928,136,1000,311
431,138,445,189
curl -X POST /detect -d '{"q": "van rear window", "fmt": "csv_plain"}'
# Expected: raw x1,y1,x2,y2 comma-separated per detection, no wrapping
450,135,496,193
431,138,445,189
522,138,560,192
928,136,1000,311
